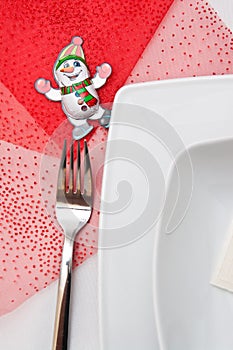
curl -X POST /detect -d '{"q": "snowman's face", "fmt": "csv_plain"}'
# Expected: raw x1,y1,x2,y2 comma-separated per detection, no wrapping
55,59,89,86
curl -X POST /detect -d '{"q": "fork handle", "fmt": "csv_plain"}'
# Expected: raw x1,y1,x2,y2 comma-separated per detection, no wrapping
52,236,74,350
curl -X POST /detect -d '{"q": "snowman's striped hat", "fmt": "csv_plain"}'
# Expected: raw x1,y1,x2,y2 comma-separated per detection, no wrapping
55,37,86,70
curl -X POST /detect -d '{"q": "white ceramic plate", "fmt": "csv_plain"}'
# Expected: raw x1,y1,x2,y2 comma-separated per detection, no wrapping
99,75,233,350
155,139,233,350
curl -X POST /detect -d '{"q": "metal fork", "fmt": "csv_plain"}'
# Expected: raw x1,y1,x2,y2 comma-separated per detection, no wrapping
52,140,93,350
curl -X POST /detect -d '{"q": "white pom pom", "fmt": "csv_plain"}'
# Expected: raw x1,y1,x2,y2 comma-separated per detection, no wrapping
72,36,83,45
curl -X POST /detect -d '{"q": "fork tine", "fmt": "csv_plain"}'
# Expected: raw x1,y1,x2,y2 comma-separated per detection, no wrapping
83,140,93,203
76,141,81,194
69,141,74,192
57,140,67,193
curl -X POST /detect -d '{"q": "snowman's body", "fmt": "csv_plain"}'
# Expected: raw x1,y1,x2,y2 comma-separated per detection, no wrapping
35,36,112,140
61,82,100,120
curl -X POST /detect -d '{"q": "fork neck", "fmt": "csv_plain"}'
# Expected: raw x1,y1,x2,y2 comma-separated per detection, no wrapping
60,236,74,276
52,235,74,350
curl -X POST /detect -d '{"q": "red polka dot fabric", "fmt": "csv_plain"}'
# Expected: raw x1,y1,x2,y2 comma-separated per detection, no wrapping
0,0,174,314
0,126,107,314
0,82,49,152
127,0,233,83
0,0,174,137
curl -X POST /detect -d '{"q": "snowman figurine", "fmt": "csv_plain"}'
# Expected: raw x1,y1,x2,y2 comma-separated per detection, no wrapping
35,36,112,140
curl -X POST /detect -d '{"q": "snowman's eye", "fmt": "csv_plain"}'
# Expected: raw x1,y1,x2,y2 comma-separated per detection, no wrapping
73,61,81,67
64,62,69,68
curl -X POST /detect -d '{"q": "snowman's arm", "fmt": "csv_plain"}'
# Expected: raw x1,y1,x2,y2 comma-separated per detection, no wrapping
92,63,112,89
92,74,107,89
45,88,61,102
35,78,62,101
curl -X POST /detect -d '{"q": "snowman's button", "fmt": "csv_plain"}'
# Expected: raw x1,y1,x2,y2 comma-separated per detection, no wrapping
81,105,88,111
75,91,80,97
78,99,84,105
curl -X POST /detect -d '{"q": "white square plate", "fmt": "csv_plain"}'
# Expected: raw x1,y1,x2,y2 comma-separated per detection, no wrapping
99,75,233,350
155,139,233,350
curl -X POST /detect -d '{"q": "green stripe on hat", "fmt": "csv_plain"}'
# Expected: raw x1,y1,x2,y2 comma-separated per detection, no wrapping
55,55,87,70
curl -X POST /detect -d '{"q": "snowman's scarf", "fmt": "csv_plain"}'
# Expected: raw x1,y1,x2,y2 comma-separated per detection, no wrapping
60,78,98,107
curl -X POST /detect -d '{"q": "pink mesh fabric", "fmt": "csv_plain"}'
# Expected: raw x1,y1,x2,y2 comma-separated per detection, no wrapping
127,0,233,84
0,126,107,314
